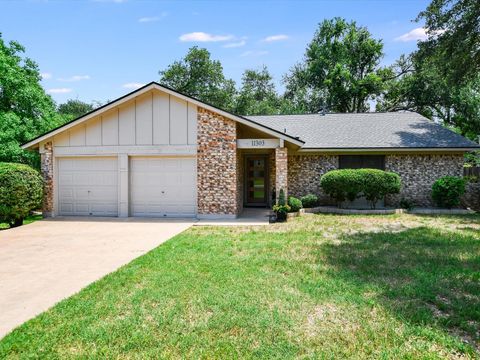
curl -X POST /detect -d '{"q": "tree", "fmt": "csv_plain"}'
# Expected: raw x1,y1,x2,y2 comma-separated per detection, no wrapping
417,0,480,86
284,17,386,113
159,46,236,111
0,33,62,167
58,99,94,120
235,66,281,115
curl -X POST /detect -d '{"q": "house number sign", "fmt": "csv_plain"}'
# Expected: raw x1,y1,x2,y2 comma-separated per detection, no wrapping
237,139,280,149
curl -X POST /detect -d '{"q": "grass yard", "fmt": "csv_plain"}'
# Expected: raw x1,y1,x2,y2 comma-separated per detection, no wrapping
0,214,42,230
0,214,479,358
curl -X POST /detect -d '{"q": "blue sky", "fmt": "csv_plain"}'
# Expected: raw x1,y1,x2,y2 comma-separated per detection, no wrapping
0,0,430,105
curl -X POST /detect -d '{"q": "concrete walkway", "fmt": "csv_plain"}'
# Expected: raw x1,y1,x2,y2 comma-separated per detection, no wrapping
0,217,193,339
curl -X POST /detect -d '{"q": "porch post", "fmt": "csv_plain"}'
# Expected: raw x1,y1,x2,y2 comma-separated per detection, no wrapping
275,146,288,203
40,141,54,218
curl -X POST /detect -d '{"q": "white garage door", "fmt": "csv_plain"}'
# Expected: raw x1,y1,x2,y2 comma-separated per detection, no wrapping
58,158,118,216
130,157,196,217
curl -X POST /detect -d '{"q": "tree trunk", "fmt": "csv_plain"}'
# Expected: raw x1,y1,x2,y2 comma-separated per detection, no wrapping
9,218,24,228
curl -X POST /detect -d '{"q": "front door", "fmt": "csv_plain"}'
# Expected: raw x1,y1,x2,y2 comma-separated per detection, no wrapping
245,155,268,206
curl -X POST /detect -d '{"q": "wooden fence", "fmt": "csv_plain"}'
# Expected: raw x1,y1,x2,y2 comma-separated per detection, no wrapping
464,167,480,177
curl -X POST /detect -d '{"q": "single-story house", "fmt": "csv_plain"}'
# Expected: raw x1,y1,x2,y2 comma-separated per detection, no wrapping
23,82,479,218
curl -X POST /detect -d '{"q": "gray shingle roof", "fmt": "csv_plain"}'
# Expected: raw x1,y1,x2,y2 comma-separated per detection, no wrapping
246,112,479,149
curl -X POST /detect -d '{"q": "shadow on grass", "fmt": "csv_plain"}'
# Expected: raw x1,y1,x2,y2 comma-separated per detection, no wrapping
321,226,480,350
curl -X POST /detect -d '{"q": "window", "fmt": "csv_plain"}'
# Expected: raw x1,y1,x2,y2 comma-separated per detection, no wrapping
339,155,385,170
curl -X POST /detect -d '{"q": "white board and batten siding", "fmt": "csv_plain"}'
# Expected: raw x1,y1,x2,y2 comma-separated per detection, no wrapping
47,89,199,218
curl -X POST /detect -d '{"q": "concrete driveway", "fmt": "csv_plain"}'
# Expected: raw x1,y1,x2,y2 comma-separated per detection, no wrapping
0,217,194,339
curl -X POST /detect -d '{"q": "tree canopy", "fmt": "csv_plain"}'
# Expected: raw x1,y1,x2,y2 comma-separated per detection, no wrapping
284,17,386,113
57,99,95,121
234,66,282,116
159,46,236,111
0,34,62,167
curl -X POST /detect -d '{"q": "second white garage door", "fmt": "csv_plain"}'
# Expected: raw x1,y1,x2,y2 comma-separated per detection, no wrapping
130,157,196,217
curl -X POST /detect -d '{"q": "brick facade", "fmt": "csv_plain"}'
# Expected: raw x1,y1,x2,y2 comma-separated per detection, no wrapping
275,147,288,202
197,107,238,217
40,141,54,217
385,154,464,207
288,154,338,204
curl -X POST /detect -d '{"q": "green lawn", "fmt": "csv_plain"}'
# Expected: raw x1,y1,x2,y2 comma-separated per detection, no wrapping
1,214,479,358
0,214,42,230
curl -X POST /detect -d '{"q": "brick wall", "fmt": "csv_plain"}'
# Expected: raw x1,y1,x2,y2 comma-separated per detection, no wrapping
40,141,54,217
385,154,464,207
197,107,238,216
288,154,338,204
275,147,288,201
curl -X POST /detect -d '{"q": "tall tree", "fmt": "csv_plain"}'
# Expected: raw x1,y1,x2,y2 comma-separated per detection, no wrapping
159,46,236,111
284,17,386,113
0,34,61,167
417,0,480,85
235,66,281,115
58,99,94,120
378,0,480,140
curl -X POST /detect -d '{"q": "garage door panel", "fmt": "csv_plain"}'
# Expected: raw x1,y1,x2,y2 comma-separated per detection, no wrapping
58,158,118,216
130,157,196,217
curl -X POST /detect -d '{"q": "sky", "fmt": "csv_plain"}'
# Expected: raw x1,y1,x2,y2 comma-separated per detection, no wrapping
0,0,431,105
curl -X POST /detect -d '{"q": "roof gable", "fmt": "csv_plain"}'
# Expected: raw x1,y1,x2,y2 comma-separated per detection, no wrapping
22,82,304,149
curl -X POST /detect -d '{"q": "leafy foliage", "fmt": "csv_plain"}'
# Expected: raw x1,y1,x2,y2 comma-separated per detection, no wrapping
58,99,95,121
234,66,282,115
272,204,290,221
417,0,480,86
359,169,401,209
320,169,401,208
431,176,466,208
0,162,43,227
320,169,364,205
287,196,303,212
0,34,62,167
159,46,236,111
300,194,318,208
284,17,386,113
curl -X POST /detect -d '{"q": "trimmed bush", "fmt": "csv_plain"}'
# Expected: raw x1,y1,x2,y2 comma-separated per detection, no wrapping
0,162,43,227
320,168,401,208
300,194,318,208
288,196,302,212
359,169,401,209
432,176,466,209
320,169,363,206
272,204,290,221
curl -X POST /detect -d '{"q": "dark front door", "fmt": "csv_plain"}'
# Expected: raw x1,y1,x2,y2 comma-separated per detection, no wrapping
245,155,268,206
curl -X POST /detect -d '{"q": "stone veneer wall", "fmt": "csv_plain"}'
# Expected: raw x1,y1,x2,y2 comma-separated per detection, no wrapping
385,154,464,207
275,148,288,201
236,149,244,214
288,154,338,204
463,182,480,211
40,141,54,217
197,107,238,216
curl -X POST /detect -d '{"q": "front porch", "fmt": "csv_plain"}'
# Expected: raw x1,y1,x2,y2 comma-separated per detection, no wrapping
236,146,289,212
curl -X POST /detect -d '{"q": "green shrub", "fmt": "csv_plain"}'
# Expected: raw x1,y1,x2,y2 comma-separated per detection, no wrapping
359,169,401,209
300,194,318,208
320,168,401,208
288,196,302,212
272,204,290,221
320,169,363,206
277,188,286,206
0,162,43,227
399,198,415,210
431,176,466,208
